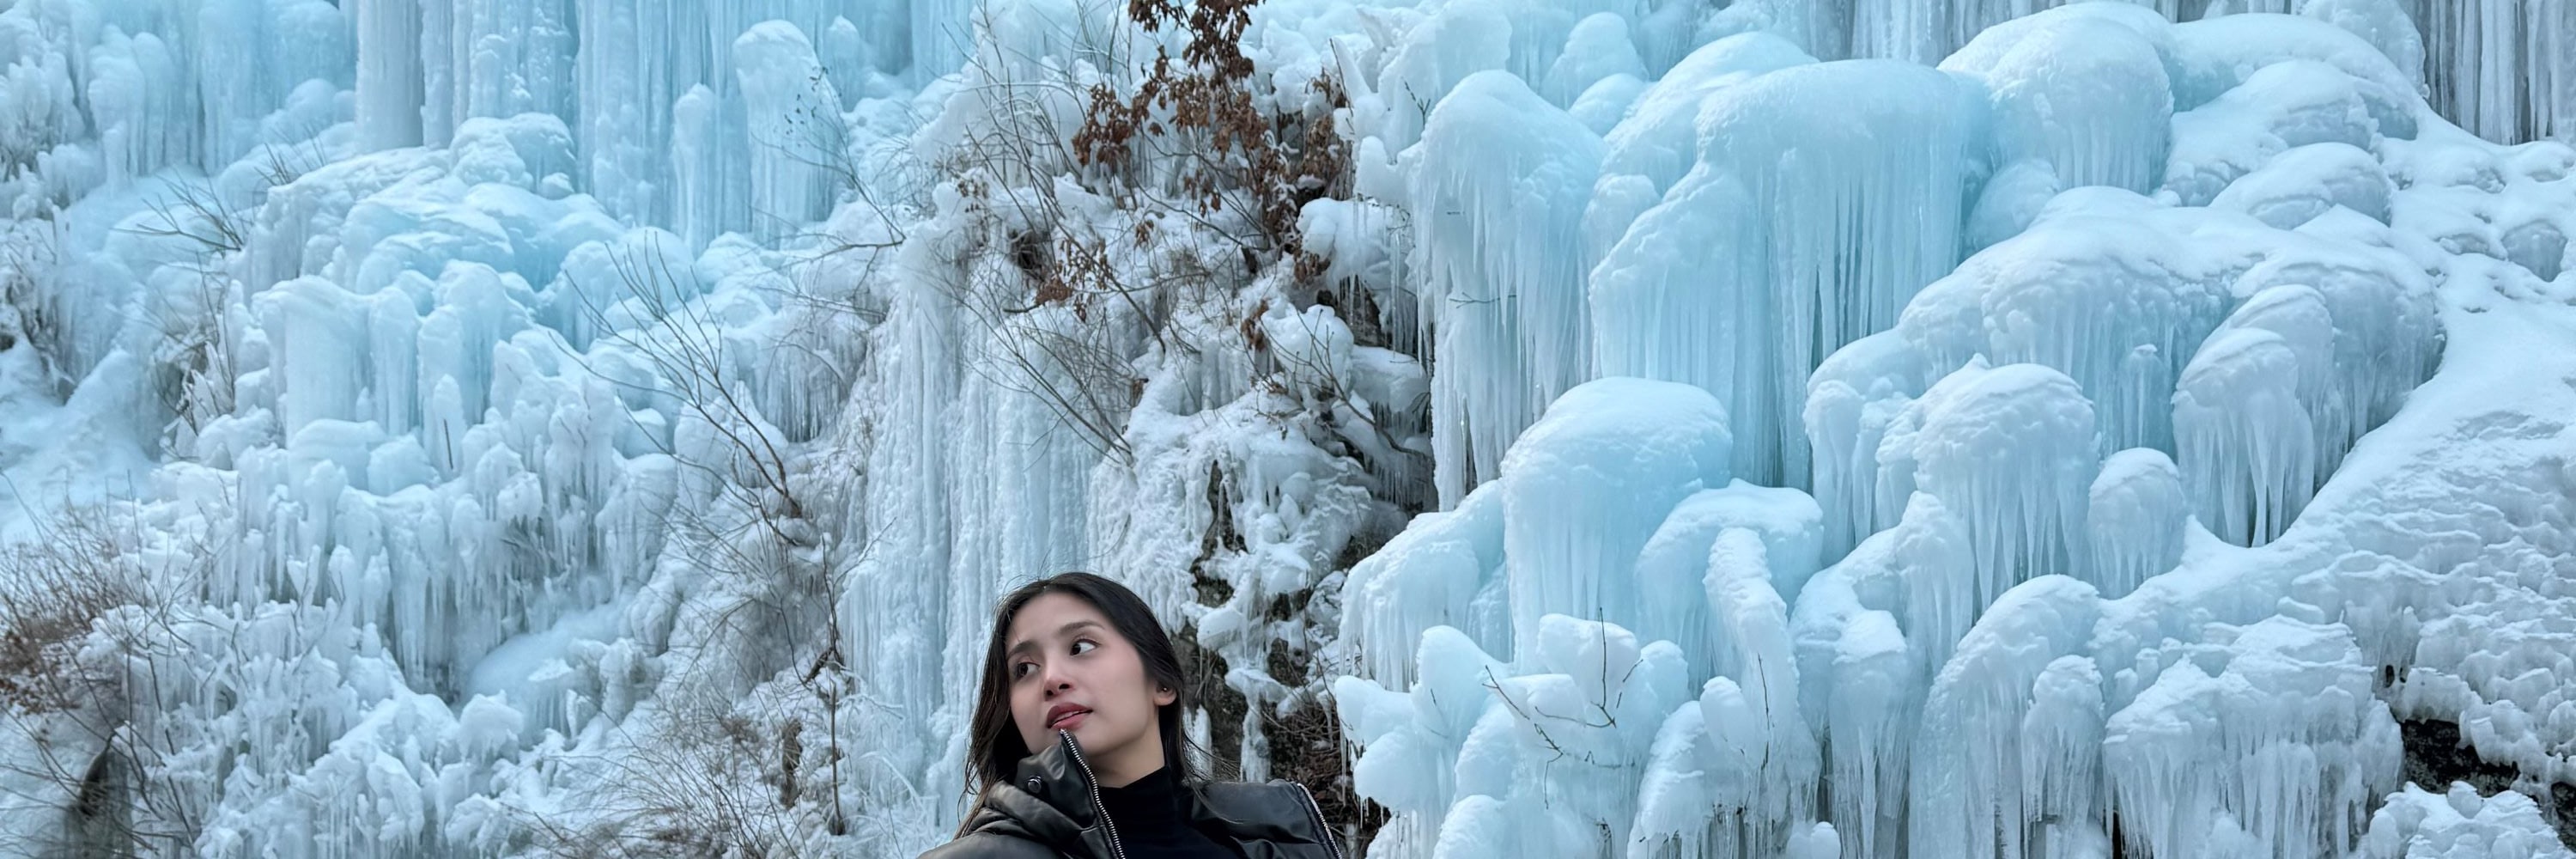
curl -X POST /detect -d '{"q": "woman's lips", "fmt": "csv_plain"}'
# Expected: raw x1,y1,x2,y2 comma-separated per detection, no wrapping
1049,709,1091,730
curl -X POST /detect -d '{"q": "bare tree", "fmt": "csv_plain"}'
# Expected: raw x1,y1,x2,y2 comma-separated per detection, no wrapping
562,243,811,540
0,503,217,857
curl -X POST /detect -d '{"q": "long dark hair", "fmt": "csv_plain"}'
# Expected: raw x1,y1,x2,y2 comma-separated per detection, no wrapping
959,572,1201,832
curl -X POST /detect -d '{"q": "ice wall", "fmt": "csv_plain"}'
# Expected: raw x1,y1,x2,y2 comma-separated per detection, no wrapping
7,0,2576,856
1601,59,1980,488
1331,1,2574,857
0,0,1003,852
1735,0,2571,148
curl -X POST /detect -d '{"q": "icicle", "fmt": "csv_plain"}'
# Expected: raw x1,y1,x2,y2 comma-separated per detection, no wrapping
2215,283,2341,464
258,277,371,437
1680,531,1823,856
1934,209,2234,458
1801,331,1926,558
415,263,534,444
2231,252,2438,466
1628,701,1716,857
1589,168,1771,483
1692,59,1981,487
1482,0,1645,92
368,289,422,436
908,0,978,81
1365,0,1512,155
2412,0,2547,143
1893,363,2099,657
1826,609,1911,859
1786,490,1973,833
2084,448,2188,599
355,0,424,151
1514,618,1689,851
734,21,844,243
1634,483,1824,685
1698,0,1850,61
1300,198,1419,356
428,0,577,139
2532,0,2576,143
1338,484,1507,687
1498,378,1728,657
86,27,190,190
574,0,649,222
2205,0,2300,13
1410,71,1604,508
2173,327,2315,546
669,84,725,251
1595,34,1814,202
2103,618,2402,858
2020,655,2107,855
1938,10,2172,195
1905,576,2099,859
2300,0,2425,88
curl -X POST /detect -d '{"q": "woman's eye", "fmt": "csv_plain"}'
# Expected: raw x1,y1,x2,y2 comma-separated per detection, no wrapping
1071,639,1097,655
1012,661,1036,679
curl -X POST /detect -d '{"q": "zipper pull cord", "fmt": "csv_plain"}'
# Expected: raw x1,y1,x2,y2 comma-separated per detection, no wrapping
1060,729,1128,859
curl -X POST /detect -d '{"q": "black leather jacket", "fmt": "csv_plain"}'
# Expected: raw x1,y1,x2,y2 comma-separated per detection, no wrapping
919,730,1346,859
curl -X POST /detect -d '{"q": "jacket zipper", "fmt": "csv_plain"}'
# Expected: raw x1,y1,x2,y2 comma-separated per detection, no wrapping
1290,781,1345,859
1059,729,1128,859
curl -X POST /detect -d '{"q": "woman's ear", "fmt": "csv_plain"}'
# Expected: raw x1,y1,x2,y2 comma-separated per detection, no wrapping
1153,684,1177,706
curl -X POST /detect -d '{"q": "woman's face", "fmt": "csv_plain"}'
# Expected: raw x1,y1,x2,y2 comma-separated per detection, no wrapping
1005,593,1175,784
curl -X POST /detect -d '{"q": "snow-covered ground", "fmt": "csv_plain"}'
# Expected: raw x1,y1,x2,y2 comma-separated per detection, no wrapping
0,0,2572,857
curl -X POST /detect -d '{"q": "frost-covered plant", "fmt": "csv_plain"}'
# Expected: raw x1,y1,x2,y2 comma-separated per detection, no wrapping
0,504,222,857
0,512,137,716
0,216,70,398
1071,0,1352,264
566,240,811,537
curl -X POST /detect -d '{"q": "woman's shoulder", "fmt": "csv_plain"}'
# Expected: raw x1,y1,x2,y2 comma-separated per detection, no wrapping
915,831,1062,859
1191,779,1340,849
1193,777,1313,809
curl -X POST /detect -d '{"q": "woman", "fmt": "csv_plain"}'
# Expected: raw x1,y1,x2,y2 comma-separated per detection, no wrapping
920,572,1346,859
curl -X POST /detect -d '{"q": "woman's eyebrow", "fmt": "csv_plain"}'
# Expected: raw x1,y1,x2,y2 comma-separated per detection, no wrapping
1005,619,1106,659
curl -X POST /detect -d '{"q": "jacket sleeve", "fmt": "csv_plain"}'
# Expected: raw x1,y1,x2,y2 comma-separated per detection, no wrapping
1195,780,1346,856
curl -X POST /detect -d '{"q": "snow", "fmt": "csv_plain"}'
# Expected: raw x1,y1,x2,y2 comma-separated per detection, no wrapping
1937,9,2174,196
2208,140,2393,228
3,0,2576,857
2364,783,2576,859
1540,13,1646,109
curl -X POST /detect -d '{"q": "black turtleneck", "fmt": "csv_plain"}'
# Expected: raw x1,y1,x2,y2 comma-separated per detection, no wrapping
1093,766,1244,859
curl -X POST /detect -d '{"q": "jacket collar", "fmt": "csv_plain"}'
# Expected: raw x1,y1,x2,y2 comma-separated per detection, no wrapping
967,732,1339,859
969,730,1122,857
